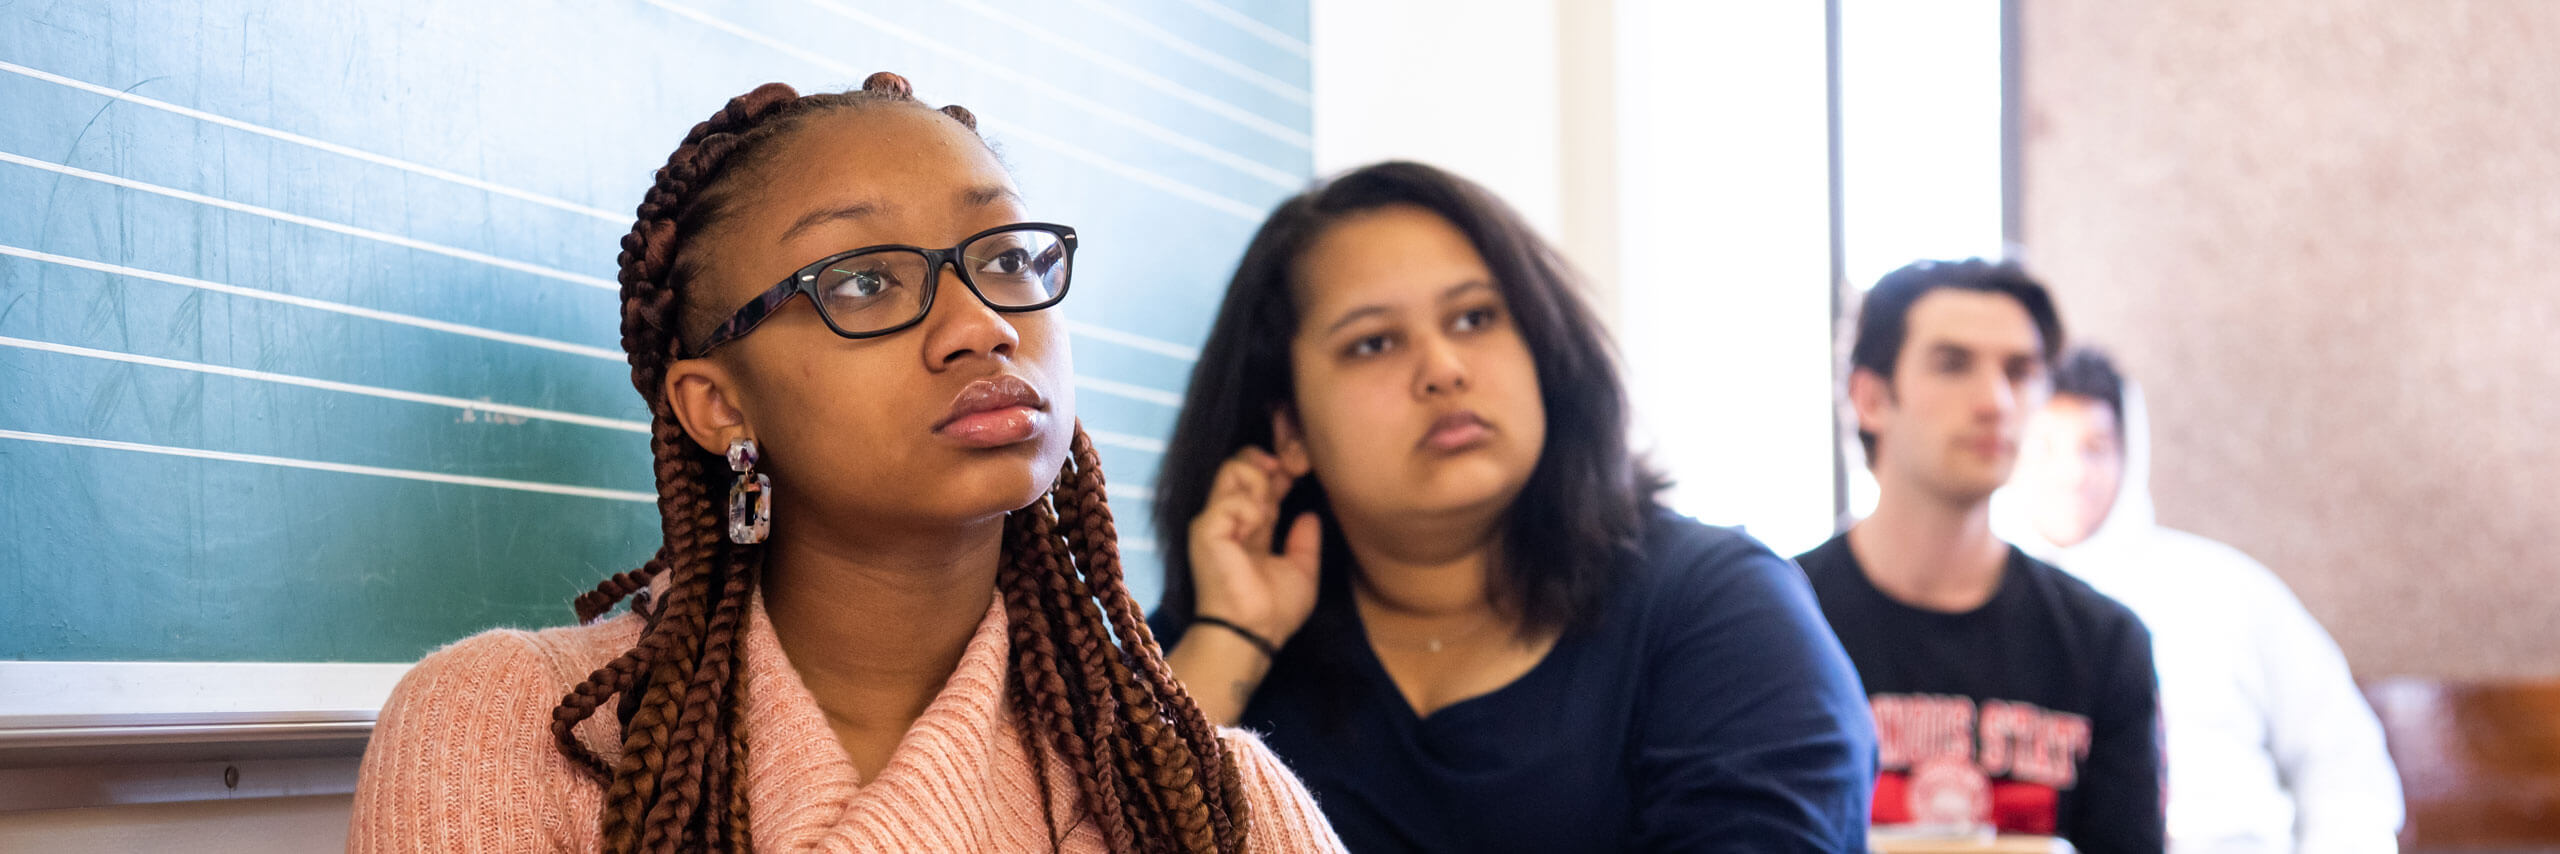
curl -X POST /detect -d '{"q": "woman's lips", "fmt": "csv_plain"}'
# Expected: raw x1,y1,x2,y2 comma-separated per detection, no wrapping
936,375,1048,448
940,406,1045,447
1420,410,1492,452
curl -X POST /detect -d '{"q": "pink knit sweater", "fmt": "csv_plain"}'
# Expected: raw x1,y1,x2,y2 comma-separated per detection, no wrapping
349,588,1344,852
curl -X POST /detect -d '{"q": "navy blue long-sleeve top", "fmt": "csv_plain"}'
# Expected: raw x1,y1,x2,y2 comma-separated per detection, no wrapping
1158,510,1876,852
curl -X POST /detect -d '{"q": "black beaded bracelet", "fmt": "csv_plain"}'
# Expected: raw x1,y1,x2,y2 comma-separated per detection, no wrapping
1192,615,1280,659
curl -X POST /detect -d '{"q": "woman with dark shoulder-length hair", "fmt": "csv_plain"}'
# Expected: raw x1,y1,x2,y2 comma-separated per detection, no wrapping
349,75,1342,853
1150,161,1875,851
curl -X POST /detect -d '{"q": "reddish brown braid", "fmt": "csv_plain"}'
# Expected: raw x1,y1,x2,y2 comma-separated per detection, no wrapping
1055,433,1252,842
545,76,1249,853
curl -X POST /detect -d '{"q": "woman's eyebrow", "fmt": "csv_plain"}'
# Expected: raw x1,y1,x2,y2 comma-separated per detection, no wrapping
1437,279,1493,302
778,186,1017,244
1319,279,1492,337
962,185,1022,207
779,200,883,242
1321,304,1391,337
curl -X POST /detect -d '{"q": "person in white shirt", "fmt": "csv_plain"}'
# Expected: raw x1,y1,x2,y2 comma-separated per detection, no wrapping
2000,347,2405,854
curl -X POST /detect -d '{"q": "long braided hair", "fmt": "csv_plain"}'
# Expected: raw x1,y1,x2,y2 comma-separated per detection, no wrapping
545,75,1251,853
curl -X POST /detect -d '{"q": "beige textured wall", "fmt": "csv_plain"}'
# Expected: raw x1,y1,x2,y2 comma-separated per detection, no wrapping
2017,1,2560,680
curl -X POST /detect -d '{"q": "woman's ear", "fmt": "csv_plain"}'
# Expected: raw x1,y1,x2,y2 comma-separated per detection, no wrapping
663,358,752,455
1271,405,1313,477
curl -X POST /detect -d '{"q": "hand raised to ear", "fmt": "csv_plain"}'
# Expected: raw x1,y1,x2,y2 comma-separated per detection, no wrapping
1185,446,1322,646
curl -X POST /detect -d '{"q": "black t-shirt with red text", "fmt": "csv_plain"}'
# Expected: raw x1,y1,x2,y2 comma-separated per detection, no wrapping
1796,534,2164,854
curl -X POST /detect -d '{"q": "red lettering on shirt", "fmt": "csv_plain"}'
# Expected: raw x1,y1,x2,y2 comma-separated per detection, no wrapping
1867,694,2095,834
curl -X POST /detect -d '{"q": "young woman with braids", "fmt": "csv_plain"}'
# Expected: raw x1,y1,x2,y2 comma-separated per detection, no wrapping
350,75,1342,853
1150,162,1877,851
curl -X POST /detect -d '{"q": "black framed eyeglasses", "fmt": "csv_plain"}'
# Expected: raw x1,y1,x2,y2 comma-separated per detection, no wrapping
686,222,1076,357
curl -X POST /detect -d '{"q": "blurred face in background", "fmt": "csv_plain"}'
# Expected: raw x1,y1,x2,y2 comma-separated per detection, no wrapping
1855,289,2051,506
2022,393,2124,547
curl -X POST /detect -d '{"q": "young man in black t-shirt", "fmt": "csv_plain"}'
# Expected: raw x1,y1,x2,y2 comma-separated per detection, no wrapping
1798,260,2163,853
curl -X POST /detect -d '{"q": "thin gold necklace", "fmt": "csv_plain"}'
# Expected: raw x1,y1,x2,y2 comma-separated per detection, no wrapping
1359,601,1509,654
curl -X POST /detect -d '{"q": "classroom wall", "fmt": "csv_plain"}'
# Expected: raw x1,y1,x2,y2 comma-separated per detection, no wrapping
1309,0,1842,553
2016,0,2560,679
1307,0,1580,288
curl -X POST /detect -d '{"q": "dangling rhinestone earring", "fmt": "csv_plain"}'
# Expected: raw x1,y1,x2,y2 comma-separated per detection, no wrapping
726,437,770,544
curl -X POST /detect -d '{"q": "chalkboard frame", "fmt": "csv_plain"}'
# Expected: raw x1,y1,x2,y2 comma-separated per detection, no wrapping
0,661,405,762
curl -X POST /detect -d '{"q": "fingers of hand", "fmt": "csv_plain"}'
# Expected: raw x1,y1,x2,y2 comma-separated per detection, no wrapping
1281,513,1323,576
1208,451,1298,546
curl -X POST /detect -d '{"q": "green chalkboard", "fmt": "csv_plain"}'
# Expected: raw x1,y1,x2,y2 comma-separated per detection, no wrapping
0,0,1312,662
